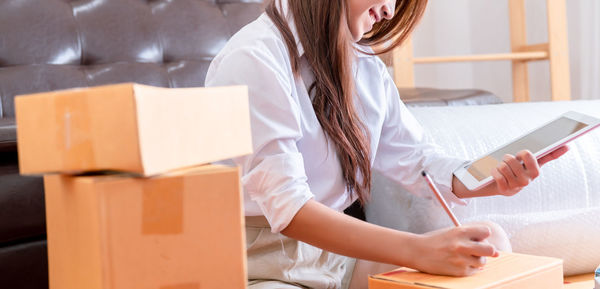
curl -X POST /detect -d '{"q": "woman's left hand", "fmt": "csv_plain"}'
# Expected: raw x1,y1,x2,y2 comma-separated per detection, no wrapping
492,146,570,196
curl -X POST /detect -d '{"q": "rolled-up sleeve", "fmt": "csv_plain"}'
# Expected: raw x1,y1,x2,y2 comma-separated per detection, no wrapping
205,43,314,233
373,69,468,206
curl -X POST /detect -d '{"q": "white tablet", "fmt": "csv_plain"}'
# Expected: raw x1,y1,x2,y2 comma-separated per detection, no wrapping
454,111,600,191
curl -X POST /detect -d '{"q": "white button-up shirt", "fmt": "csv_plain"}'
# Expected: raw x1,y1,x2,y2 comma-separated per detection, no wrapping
205,6,467,233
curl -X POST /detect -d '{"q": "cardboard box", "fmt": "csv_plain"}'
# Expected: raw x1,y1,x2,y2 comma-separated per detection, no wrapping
369,252,563,289
44,165,246,289
16,83,252,176
594,266,600,289
563,273,596,289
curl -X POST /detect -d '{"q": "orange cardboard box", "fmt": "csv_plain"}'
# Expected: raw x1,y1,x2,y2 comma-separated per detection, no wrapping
369,252,563,289
15,83,252,176
44,165,246,289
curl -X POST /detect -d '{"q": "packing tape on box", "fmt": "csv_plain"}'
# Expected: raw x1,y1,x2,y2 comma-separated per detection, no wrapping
142,178,184,235
55,93,95,169
366,100,600,276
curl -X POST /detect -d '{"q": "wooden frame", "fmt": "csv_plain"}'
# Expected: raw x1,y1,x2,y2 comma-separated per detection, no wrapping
389,0,571,102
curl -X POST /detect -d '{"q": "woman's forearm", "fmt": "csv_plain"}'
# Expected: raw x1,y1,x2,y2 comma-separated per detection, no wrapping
281,199,421,268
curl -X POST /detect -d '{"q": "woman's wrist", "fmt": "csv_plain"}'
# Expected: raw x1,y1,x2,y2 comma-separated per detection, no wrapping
390,231,424,269
452,175,499,199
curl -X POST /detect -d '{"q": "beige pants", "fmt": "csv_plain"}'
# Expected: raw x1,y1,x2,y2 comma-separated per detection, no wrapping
245,216,355,289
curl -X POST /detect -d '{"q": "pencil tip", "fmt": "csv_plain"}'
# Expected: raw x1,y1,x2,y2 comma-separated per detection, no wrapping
421,171,426,177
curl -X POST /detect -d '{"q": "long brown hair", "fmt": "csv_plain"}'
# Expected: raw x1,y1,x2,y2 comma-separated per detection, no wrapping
266,0,428,205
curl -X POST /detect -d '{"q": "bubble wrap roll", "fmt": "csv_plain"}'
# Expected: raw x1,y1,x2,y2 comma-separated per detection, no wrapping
366,100,600,276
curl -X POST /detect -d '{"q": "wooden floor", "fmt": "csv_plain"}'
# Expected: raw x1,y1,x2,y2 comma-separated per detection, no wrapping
564,273,595,289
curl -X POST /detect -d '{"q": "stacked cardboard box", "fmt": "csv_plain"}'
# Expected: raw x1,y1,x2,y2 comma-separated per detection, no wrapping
15,83,252,289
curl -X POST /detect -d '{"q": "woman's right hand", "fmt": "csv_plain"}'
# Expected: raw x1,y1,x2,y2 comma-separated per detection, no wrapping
410,225,499,277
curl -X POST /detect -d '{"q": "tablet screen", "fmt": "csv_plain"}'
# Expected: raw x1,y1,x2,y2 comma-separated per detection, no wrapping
467,117,587,181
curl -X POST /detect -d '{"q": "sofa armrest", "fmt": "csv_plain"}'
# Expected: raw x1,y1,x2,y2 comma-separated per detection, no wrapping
398,87,503,107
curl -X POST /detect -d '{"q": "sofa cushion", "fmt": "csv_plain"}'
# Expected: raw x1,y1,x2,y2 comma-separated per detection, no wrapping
0,240,48,289
0,152,45,243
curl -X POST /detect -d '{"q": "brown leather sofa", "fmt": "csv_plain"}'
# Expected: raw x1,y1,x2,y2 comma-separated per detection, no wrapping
0,1,500,288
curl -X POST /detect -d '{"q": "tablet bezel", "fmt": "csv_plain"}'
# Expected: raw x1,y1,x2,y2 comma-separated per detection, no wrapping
453,111,600,191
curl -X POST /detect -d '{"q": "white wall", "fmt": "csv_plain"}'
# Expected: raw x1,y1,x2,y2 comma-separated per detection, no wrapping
411,0,600,102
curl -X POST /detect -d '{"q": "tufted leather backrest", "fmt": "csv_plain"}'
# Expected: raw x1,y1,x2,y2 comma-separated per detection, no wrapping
0,0,265,145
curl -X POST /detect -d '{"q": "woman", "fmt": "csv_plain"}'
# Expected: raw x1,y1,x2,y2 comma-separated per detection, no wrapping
205,0,568,288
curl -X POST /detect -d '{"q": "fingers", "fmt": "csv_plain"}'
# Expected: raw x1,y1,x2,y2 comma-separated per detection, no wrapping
492,158,518,193
461,225,491,242
502,154,529,187
445,265,480,277
492,146,569,195
456,227,497,273
458,240,497,258
421,226,500,277
453,256,488,274
538,145,570,166
491,167,508,192
470,255,487,268
459,226,497,257
516,150,540,179
492,151,543,195
553,145,570,157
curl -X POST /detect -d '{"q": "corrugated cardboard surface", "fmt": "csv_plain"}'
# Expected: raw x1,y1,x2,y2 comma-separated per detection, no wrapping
369,252,563,289
16,83,252,176
44,165,247,289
